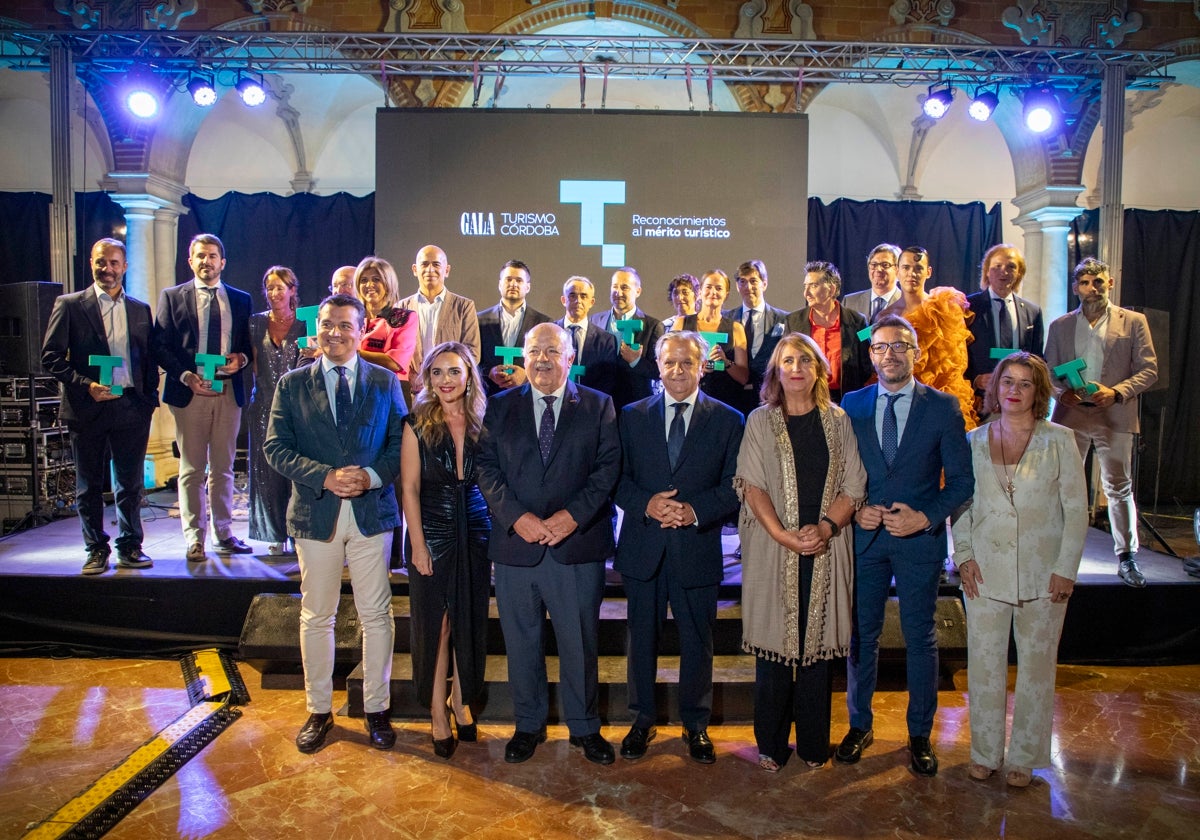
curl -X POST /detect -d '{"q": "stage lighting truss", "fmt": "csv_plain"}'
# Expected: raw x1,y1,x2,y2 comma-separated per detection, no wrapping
1023,85,1062,133
968,87,1000,122
922,83,954,119
187,73,216,107
236,73,266,107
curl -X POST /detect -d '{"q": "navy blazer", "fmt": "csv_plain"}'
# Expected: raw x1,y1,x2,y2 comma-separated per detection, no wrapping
41,288,160,424
476,380,620,567
556,318,620,397
263,358,406,541
476,303,552,395
841,381,973,560
725,303,789,384
965,290,1044,383
614,391,743,587
589,307,666,408
783,304,873,396
153,280,254,407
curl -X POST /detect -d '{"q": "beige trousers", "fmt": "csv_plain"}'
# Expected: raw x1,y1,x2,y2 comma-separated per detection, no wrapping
169,389,241,546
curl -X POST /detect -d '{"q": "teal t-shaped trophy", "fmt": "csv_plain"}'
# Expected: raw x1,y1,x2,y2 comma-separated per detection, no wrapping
494,346,522,375
195,353,227,392
614,319,644,350
698,332,729,371
296,304,321,349
88,355,124,396
1053,358,1099,396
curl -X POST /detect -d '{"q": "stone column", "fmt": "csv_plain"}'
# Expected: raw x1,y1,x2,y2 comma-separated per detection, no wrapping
106,175,188,487
1012,186,1086,323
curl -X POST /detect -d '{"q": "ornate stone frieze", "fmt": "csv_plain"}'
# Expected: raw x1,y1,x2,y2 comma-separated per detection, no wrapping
54,0,198,30
889,1,956,27
735,1,816,40
246,1,313,13
1001,1,1142,47
387,0,467,33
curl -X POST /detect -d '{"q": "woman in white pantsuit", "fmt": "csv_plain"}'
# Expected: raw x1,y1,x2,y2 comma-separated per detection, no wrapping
953,352,1087,788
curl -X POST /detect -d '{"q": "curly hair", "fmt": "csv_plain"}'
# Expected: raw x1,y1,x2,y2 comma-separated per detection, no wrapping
410,341,487,447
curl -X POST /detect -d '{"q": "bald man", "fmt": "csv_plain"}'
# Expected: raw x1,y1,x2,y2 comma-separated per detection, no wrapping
397,244,481,379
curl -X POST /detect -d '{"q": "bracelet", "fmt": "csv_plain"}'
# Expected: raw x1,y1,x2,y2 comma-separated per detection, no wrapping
820,515,840,537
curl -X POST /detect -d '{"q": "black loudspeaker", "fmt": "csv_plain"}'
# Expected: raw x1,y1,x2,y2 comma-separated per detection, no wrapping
238,593,362,662
879,596,968,660
1125,306,1169,393
0,282,63,376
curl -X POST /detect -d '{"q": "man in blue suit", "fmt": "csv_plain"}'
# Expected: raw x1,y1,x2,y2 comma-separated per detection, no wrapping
835,314,973,776
476,322,621,766
726,259,788,416
41,238,159,574
614,331,743,764
153,233,254,562
264,294,406,755
555,275,619,398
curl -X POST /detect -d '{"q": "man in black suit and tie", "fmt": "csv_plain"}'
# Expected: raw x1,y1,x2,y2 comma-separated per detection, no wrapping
476,259,552,395
727,259,788,416
476,322,621,766
589,267,665,408
614,331,743,763
556,275,619,397
41,238,160,575
153,233,254,562
965,245,1044,404
264,294,406,754
835,314,973,777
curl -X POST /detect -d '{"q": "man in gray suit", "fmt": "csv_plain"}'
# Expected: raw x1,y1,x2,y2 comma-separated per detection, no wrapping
1044,258,1158,587
399,244,482,376
842,243,902,324
264,294,407,753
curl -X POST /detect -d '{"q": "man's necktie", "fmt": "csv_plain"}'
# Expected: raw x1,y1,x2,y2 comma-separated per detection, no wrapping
744,310,757,358
206,287,222,357
870,296,884,324
538,395,556,464
882,392,901,468
667,402,686,470
568,324,582,363
997,299,1014,349
335,365,352,437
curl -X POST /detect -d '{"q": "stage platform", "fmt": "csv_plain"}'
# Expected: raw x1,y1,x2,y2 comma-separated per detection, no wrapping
0,490,1196,666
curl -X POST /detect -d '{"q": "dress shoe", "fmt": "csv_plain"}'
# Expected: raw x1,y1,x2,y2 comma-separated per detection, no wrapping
908,736,938,776
432,734,457,759
682,728,716,764
1118,554,1147,588
116,550,153,569
214,536,254,554
82,548,110,576
504,727,547,763
295,712,334,754
364,710,395,750
186,542,207,563
569,732,616,766
620,725,657,760
834,727,873,764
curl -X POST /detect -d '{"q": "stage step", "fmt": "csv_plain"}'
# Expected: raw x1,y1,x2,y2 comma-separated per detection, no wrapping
343,653,759,723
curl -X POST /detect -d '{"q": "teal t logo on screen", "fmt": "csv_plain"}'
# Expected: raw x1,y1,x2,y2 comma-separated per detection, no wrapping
560,180,626,267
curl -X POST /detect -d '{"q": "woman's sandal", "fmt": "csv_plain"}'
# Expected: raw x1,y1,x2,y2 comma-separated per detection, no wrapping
758,754,781,773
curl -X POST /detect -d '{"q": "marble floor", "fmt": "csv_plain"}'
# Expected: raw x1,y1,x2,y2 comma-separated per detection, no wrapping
2,657,1198,839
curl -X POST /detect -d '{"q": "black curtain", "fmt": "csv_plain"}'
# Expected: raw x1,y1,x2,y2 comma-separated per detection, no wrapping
807,197,1003,294
1120,209,1200,505
0,191,126,291
177,191,375,311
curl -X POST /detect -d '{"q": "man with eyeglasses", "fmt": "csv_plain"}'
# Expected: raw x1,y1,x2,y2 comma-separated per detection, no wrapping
835,314,973,777
1044,258,1158,588
842,244,903,324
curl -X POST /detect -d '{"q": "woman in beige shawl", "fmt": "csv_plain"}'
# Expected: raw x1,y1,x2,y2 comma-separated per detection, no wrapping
736,333,866,771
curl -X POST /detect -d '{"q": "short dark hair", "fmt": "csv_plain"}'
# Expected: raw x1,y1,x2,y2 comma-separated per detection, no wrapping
320,293,367,330
900,245,929,263
804,260,842,296
1073,257,1109,282
92,237,126,258
667,273,700,303
737,259,768,284
189,233,225,260
614,266,642,289
870,313,918,347
502,259,531,280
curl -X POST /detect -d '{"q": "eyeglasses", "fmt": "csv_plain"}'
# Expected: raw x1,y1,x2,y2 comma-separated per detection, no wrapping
868,262,896,271
869,341,916,356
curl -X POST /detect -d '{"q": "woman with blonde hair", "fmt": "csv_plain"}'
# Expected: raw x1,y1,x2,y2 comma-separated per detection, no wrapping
400,341,492,759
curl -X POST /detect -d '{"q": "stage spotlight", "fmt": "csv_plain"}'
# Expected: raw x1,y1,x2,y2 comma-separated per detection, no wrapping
1023,87,1060,133
922,84,954,119
125,87,159,119
968,89,999,122
188,75,216,107
236,75,266,107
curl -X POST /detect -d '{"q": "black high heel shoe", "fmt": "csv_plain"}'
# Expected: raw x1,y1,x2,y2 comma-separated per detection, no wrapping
449,707,477,742
432,734,457,759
